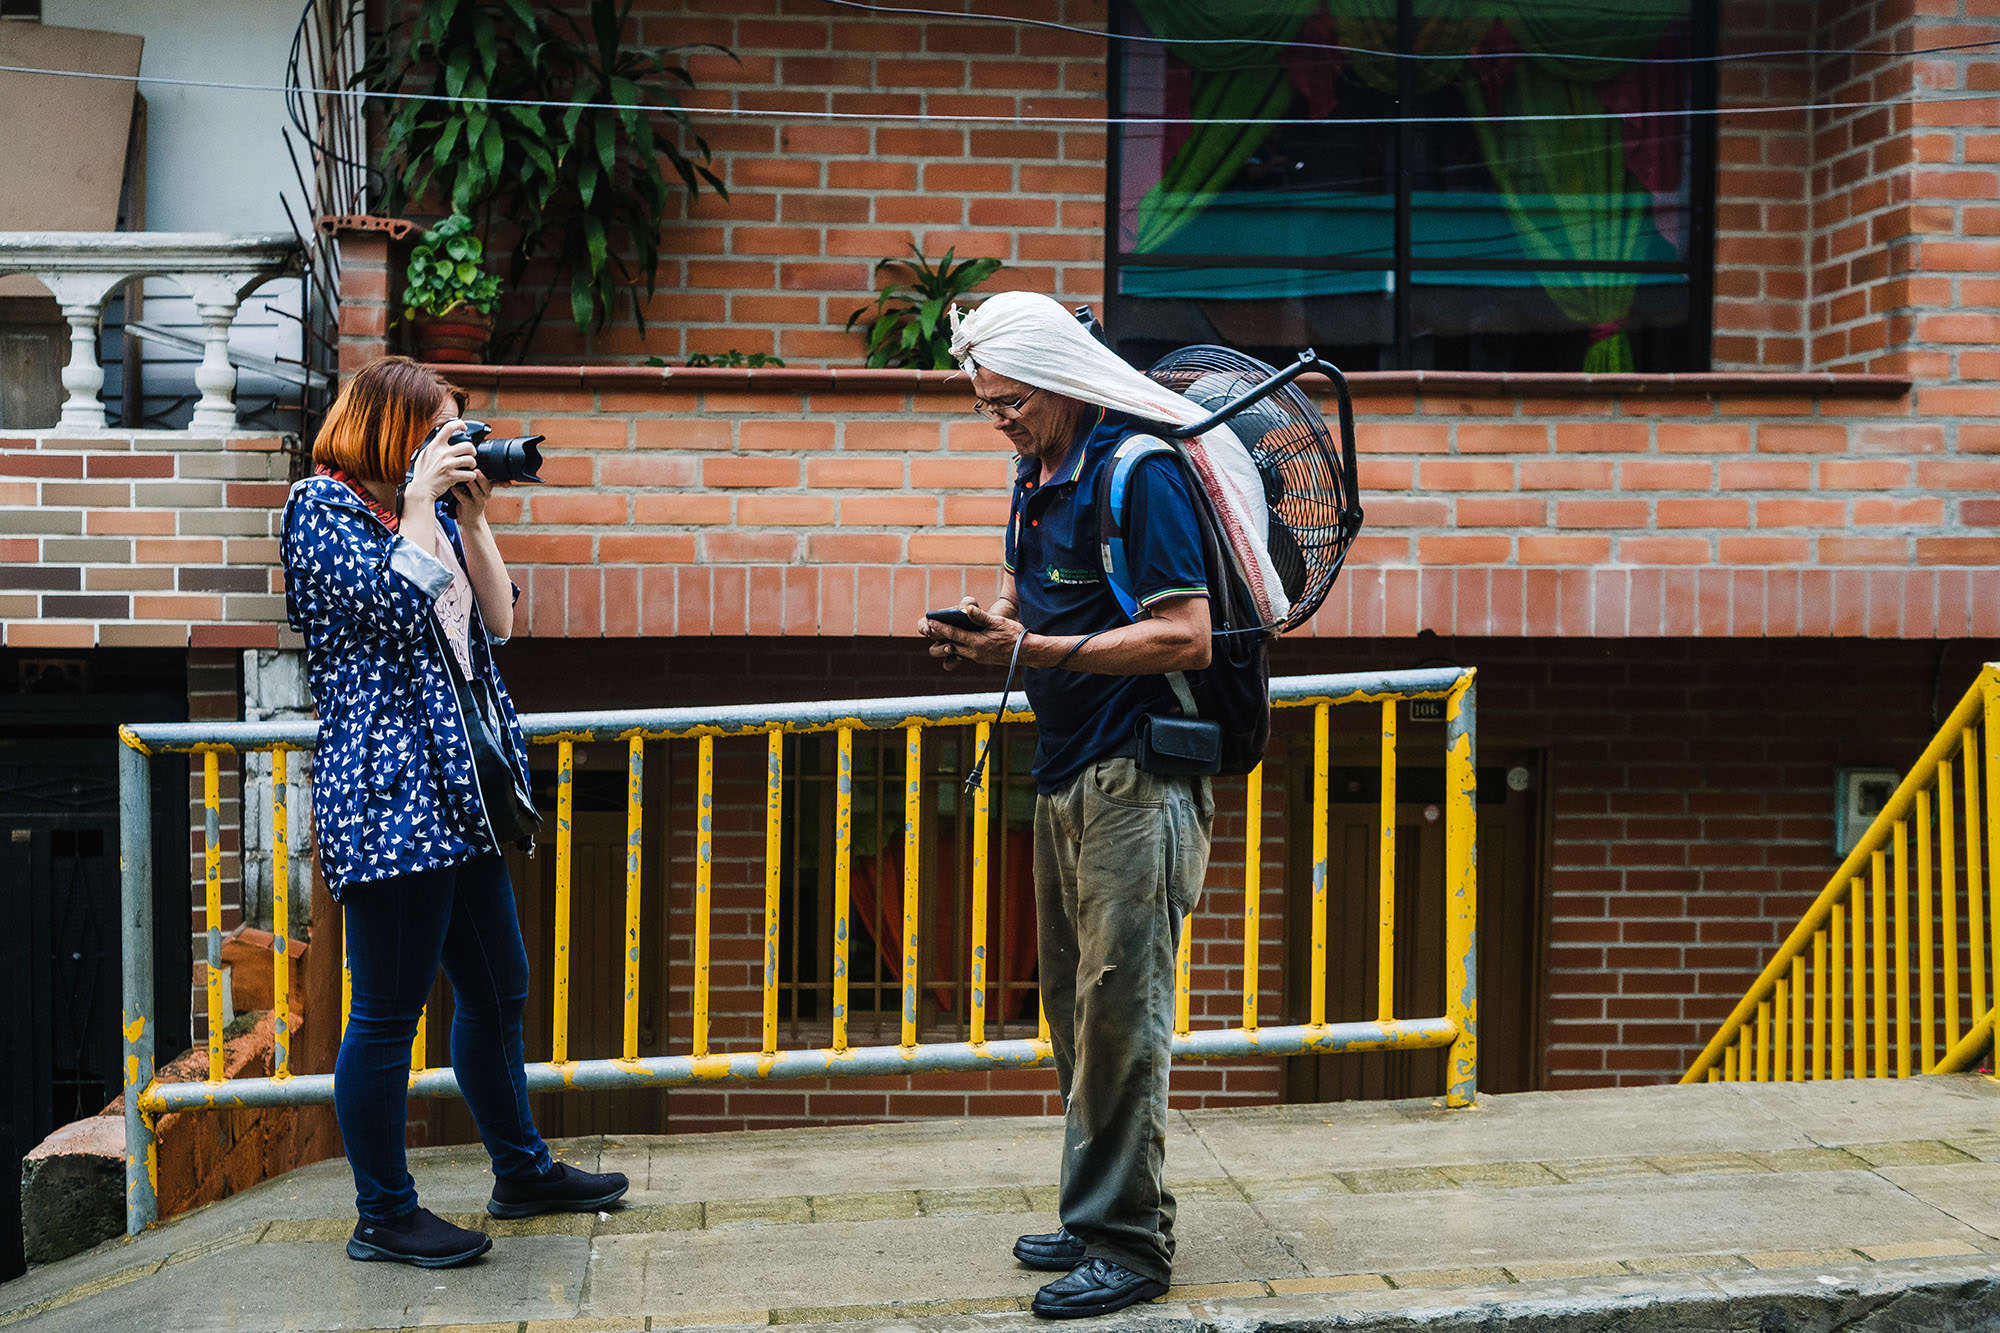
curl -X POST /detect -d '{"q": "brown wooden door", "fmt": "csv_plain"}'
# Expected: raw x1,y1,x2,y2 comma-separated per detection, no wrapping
1283,746,1545,1102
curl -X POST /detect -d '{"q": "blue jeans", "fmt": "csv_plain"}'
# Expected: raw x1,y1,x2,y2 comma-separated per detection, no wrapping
335,853,552,1222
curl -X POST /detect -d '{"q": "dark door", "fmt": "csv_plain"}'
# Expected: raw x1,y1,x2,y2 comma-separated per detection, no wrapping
1283,747,1546,1102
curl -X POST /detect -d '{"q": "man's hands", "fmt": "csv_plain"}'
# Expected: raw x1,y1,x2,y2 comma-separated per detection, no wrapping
919,598,1025,672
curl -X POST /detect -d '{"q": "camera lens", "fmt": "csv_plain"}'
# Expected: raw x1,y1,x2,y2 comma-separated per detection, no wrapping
474,434,545,484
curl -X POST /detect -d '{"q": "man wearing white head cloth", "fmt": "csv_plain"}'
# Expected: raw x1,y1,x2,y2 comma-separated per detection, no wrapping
919,292,1219,1318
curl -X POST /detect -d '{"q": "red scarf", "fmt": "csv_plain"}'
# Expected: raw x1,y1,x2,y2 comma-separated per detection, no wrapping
316,464,401,533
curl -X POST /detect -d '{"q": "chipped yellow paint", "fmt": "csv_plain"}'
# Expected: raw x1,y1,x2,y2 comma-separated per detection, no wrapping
271,746,290,1078
202,751,223,1083
627,735,645,1061
554,738,574,1063
970,719,991,1046
900,724,920,1049
694,734,714,1058
1379,698,1397,1022
1242,760,1262,1031
1443,671,1478,1106
762,730,781,1056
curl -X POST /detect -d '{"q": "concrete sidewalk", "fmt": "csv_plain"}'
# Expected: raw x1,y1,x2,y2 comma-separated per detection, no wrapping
7,1077,2000,1331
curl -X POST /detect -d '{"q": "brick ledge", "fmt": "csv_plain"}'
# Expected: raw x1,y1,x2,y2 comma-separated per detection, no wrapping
438,364,1913,399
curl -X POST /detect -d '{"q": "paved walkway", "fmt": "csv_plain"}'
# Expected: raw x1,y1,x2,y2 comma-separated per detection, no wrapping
7,1078,2000,1331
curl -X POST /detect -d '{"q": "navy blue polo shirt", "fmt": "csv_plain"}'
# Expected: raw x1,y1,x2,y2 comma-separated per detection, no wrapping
1006,409,1209,792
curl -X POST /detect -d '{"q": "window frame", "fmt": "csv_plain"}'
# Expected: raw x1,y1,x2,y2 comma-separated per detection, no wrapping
1102,1,1722,373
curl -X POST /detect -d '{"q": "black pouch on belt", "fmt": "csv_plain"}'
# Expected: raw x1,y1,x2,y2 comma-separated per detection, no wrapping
1136,713,1222,777
443,646,542,849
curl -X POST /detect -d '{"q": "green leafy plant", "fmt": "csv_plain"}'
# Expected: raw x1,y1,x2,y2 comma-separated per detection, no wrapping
402,214,503,320
367,0,729,344
641,351,785,367
846,244,1006,370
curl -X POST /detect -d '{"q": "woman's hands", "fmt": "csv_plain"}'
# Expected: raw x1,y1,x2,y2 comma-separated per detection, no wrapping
403,421,479,508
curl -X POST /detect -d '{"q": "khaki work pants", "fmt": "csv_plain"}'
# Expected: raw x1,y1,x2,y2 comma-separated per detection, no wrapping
1034,756,1213,1284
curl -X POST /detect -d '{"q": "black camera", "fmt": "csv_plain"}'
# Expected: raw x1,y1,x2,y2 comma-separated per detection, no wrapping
442,419,545,485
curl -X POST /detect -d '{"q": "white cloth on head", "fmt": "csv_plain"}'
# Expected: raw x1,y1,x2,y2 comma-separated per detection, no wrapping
949,291,1289,627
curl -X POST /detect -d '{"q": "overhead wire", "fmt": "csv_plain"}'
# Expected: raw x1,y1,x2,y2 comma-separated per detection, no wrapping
0,62,1993,130
814,0,2000,66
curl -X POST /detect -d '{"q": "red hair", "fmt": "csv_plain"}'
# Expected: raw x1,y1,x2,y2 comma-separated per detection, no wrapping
313,356,465,483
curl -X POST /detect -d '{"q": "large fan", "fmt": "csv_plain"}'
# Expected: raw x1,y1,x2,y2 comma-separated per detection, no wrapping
1144,345,1364,635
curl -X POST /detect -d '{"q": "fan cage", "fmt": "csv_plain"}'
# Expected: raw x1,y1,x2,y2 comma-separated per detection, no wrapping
1145,346,1361,635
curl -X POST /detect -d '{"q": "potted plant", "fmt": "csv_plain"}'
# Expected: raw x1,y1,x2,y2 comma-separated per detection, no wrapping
403,215,503,364
846,243,1005,369
367,0,728,352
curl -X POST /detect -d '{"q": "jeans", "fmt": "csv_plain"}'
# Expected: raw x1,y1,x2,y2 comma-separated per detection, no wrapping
1035,757,1213,1284
335,852,552,1222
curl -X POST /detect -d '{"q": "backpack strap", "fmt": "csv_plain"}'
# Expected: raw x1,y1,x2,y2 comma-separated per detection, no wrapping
1098,435,1204,720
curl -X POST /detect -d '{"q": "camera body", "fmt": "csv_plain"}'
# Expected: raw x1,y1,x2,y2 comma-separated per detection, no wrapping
439,419,545,485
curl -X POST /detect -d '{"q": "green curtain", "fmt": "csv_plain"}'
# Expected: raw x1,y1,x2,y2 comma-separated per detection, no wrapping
1131,0,1318,253
1459,0,1682,371
1336,0,1483,97
1464,62,1646,373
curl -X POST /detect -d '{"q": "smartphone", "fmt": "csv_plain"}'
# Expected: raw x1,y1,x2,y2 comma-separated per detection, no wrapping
926,608,980,632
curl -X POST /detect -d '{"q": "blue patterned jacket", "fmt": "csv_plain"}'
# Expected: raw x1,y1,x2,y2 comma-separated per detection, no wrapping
281,474,531,896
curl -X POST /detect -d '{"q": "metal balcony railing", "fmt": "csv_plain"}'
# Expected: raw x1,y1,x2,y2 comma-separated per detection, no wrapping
114,667,1479,1235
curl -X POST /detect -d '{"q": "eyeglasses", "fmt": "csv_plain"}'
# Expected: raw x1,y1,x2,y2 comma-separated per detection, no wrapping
972,387,1039,422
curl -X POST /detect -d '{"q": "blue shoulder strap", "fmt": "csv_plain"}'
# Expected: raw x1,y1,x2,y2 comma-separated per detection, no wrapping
1099,435,1174,623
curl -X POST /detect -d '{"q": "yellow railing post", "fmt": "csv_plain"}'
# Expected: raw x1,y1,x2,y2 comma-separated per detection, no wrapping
1378,699,1397,1023
1894,820,1911,1078
762,730,781,1057
271,747,290,1079
1968,726,1987,1020
1872,850,1889,1078
1831,903,1845,1080
1918,791,1935,1074
1756,1000,1770,1081
1311,702,1329,1029
1443,673,1478,1106
1800,948,1816,1072
833,727,853,1052
1851,878,1867,1077
694,734,714,1059
1942,759,1961,1050
626,735,645,1062
1985,674,2000,1034
970,720,991,1046
901,725,921,1049
1773,981,1787,1081
1811,928,1826,1081
202,750,223,1083
553,738,573,1063
1242,761,1262,1032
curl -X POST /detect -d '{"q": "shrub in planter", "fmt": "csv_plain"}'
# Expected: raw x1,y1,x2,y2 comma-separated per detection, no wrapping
403,215,503,363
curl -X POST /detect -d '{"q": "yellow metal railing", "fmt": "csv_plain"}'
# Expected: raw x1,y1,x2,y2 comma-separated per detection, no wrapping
115,665,1477,1233
1685,663,2000,1085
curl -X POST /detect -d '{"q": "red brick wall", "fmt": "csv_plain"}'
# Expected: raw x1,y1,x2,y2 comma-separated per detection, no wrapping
362,365,2000,649
452,0,1112,365
1807,4,2000,379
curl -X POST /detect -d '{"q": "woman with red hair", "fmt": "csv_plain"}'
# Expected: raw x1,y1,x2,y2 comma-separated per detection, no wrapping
282,356,625,1268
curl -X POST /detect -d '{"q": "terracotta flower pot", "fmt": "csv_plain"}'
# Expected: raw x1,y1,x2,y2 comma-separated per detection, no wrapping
410,307,495,364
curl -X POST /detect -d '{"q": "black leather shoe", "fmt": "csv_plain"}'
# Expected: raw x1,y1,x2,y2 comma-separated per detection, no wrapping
346,1207,491,1268
488,1161,630,1219
1014,1225,1087,1272
1031,1257,1169,1319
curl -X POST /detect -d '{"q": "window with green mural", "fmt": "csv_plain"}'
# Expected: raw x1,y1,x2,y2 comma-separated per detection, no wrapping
1108,0,1714,374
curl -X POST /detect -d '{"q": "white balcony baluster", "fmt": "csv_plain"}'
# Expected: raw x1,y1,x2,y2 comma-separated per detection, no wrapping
0,233,298,433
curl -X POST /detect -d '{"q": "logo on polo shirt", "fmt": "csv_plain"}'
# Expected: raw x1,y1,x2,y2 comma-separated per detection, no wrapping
1044,566,1101,586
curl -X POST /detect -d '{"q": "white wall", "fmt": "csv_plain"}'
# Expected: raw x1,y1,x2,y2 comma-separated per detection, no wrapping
42,1,320,428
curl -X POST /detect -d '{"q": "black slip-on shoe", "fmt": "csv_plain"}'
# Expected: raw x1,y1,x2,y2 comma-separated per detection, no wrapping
488,1161,631,1219
346,1207,492,1268
1014,1225,1087,1272
1031,1257,1169,1319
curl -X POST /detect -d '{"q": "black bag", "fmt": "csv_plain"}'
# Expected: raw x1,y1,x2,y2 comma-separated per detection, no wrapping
442,645,541,849
1097,443,1272,776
